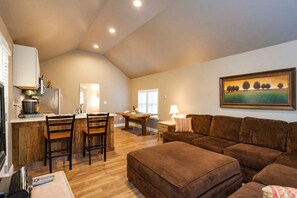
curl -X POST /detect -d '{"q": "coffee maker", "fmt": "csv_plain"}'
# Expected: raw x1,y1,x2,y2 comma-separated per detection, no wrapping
18,76,45,118
22,98,38,114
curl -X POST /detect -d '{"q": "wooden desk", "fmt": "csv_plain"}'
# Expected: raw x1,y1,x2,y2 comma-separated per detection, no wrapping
116,112,151,135
31,171,74,198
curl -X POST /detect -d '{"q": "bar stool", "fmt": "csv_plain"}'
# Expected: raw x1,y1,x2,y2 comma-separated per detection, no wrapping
44,115,75,173
83,113,109,165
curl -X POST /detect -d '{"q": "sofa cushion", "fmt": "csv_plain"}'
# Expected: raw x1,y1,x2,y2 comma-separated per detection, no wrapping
162,132,204,144
191,136,237,154
209,115,242,142
175,117,193,132
229,182,265,198
224,143,282,170
275,153,297,169
287,122,297,153
239,117,288,152
186,114,212,135
253,163,297,188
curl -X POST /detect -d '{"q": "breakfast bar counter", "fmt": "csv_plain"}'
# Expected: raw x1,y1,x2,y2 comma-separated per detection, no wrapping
11,114,116,167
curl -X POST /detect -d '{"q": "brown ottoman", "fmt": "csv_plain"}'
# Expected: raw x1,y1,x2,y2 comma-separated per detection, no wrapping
127,142,242,198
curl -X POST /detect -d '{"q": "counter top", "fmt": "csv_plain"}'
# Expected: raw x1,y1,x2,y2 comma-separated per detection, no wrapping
12,113,115,167
10,113,117,123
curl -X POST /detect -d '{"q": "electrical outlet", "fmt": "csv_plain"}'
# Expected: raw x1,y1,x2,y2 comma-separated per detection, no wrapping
13,102,21,107
119,117,122,120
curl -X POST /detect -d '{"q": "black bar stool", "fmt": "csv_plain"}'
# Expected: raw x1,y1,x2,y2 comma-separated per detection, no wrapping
44,114,75,173
83,113,109,165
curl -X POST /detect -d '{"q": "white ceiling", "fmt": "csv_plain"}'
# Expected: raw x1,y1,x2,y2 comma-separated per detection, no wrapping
0,0,107,61
79,0,175,54
1,0,297,78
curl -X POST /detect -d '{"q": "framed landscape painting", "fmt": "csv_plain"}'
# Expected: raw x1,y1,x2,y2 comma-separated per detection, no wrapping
220,68,296,110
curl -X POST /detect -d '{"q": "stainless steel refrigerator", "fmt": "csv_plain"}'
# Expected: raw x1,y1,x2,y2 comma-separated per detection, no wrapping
38,88,62,114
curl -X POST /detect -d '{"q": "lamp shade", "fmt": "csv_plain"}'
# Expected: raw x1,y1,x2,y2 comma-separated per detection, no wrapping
169,105,179,114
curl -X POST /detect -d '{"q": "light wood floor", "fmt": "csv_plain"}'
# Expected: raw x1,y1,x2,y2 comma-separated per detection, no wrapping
27,127,161,198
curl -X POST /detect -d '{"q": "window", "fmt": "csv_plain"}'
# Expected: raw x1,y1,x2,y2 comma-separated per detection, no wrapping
0,32,10,101
137,89,158,114
0,32,10,175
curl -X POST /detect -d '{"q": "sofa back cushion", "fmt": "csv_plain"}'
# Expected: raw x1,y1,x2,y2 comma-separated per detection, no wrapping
209,115,242,142
240,117,288,152
287,122,297,153
186,114,212,135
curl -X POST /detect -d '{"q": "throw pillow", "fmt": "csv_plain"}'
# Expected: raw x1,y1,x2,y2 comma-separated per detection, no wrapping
262,185,297,198
175,117,193,132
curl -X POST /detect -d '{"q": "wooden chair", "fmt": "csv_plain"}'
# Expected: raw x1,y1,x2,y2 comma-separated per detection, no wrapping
83,113,109,165
44,115,75,173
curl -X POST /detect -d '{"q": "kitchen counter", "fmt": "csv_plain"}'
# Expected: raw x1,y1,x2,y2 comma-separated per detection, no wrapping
11,113,116,167
10,113,117,123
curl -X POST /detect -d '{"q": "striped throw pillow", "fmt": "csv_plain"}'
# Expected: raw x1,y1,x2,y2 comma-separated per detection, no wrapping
262,185,297,198
175,117,193,132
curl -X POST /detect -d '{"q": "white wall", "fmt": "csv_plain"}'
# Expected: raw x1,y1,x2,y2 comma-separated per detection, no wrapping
131,40,297,122
41,50,130,123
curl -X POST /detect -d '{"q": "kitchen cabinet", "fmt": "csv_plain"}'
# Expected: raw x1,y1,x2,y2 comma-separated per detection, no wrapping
13,44,40,89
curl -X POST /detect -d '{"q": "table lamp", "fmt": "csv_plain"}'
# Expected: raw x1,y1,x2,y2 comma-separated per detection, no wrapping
169,105,179,120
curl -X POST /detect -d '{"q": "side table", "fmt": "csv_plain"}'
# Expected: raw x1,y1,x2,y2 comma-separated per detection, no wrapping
157,120,176,141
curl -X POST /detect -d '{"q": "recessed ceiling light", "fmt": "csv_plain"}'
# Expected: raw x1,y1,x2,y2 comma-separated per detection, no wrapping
93,44,99,49
133,0,142,7
109,27,116,34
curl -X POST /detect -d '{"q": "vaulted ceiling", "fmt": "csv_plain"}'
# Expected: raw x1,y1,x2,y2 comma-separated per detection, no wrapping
1,0,297,78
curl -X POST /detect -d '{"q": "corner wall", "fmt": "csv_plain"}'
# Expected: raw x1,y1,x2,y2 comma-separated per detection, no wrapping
41,50,130,123
131,40,297,122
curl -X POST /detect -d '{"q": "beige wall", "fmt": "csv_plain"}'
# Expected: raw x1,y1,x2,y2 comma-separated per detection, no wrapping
132,40,297,122
41,50,130,123
0,16,13,173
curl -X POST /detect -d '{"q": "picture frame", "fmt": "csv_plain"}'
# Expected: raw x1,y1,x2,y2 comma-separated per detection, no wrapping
220,68,296,110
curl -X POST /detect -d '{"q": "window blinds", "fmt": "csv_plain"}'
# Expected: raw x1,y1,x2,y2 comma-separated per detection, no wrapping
137,89,158,114
0,32,10,100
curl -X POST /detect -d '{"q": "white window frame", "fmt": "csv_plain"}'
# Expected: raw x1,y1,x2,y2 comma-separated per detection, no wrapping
0,33,10,99
0,32,11,176
137,89,158,114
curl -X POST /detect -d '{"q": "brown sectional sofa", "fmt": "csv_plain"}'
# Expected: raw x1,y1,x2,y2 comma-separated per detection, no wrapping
191,115,241,154
224,117,288,182
274,121,297,169
230,163,297,197
162,114,211,144
163,114,297,183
